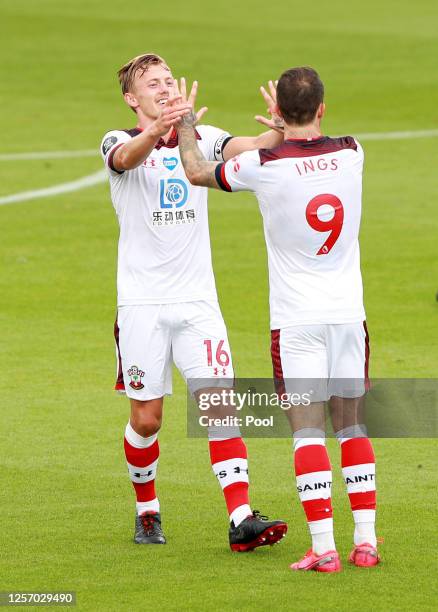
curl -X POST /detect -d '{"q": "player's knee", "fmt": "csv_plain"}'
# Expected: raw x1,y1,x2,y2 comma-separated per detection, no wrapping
132,413,161,437
130,400,162,437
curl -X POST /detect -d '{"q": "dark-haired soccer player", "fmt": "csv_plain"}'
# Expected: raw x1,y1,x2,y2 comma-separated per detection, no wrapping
100,53,287,549
177,67,379,572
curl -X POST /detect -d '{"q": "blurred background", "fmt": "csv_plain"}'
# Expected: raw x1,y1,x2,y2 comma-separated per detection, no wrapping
1,1,437,610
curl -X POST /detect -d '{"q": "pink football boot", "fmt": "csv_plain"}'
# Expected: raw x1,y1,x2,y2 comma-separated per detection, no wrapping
290,549,341,573
349,543,380,567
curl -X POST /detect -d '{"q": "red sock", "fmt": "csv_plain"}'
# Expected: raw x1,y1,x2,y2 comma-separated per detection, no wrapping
293,433,335,554
339,436,376,512
337,428,376,546
209,437,251,526
294,439,333,523
124,423,160,515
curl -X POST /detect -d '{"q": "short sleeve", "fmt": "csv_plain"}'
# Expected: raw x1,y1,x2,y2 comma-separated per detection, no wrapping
352,138,365,174
196,124,233,162
214,149,261,193
100,130,132,176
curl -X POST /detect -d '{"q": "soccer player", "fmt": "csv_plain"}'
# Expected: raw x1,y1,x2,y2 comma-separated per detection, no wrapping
100,53,287,549
176,67,379,572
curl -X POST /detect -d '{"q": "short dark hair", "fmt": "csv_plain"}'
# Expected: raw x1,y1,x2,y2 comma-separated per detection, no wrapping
277,67,324,126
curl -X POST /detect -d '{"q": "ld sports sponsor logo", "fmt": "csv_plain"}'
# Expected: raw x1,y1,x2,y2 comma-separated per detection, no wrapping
153,178,196,226
159,178,188,208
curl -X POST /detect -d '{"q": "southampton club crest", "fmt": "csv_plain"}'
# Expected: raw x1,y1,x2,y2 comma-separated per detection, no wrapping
127,365,145,390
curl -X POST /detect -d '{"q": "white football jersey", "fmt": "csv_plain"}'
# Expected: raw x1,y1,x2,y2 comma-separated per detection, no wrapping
215,137,366,329
101,125,231,305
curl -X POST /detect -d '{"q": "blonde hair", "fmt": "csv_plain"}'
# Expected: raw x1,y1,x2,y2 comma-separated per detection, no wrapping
117,53,170,94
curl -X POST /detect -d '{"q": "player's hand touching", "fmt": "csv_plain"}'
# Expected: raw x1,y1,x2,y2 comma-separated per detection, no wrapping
174,78,221,189
255,80,284,133
151,93,193,137
172,78,208,127
112,94,192,171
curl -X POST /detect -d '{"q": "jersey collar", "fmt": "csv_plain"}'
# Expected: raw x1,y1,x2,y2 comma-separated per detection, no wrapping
128,126,201,150
285,135,324,143
155,128,202,150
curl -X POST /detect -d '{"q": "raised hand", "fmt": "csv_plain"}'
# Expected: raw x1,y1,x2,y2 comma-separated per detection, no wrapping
255,80,284,133
173,78,208,126
153,93,193,136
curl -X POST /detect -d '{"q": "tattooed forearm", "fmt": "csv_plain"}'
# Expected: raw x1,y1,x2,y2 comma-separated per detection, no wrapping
180,110,198,128
178,123,206,166
178,123,220,189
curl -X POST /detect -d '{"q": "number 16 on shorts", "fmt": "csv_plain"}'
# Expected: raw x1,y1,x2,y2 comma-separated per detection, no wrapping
204,339,230,376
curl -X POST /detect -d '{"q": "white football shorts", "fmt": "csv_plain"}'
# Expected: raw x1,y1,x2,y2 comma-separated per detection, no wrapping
271,322,370,401
115,301,234,400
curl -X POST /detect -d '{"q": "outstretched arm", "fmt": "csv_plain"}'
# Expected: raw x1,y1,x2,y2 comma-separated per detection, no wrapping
175,78,269,190
178,111,221,188
222,80,284,160
112,95,192,171
111,83,208,172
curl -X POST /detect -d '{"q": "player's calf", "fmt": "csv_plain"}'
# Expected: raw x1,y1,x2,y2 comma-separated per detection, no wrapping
208,433,252,528
124,422,161,519
208,427,287,550
336,425,377,549
293,429,337,556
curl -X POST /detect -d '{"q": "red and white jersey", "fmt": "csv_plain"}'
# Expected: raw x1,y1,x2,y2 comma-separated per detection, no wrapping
101,125,231,305
215,136,366,329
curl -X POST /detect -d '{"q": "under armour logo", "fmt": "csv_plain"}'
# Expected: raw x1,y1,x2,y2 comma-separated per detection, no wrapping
213,367,227,376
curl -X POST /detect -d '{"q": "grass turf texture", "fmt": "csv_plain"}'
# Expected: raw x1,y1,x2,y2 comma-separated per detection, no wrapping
1,0,437,610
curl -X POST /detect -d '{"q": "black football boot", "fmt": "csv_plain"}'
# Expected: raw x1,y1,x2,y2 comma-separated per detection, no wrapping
229,510,287,552
134,512,166,544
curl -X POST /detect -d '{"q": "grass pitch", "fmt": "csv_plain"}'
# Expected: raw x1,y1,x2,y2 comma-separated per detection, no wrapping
1,0,438,610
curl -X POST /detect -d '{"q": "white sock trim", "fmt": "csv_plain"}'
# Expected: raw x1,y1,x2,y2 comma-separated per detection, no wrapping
308,518,333,535
207,425,242,440
125,422,157,449
230,504,251,527
136,498,160,515
308,519,336,554
352,510,376,547
335,424,368,444
293,428,326,451
353,509,376,524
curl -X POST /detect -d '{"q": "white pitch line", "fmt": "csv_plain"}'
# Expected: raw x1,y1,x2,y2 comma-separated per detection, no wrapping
0,169,107,206
357,128,438,141
0,149,98,161
0,128,437,207
0,128,437,162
